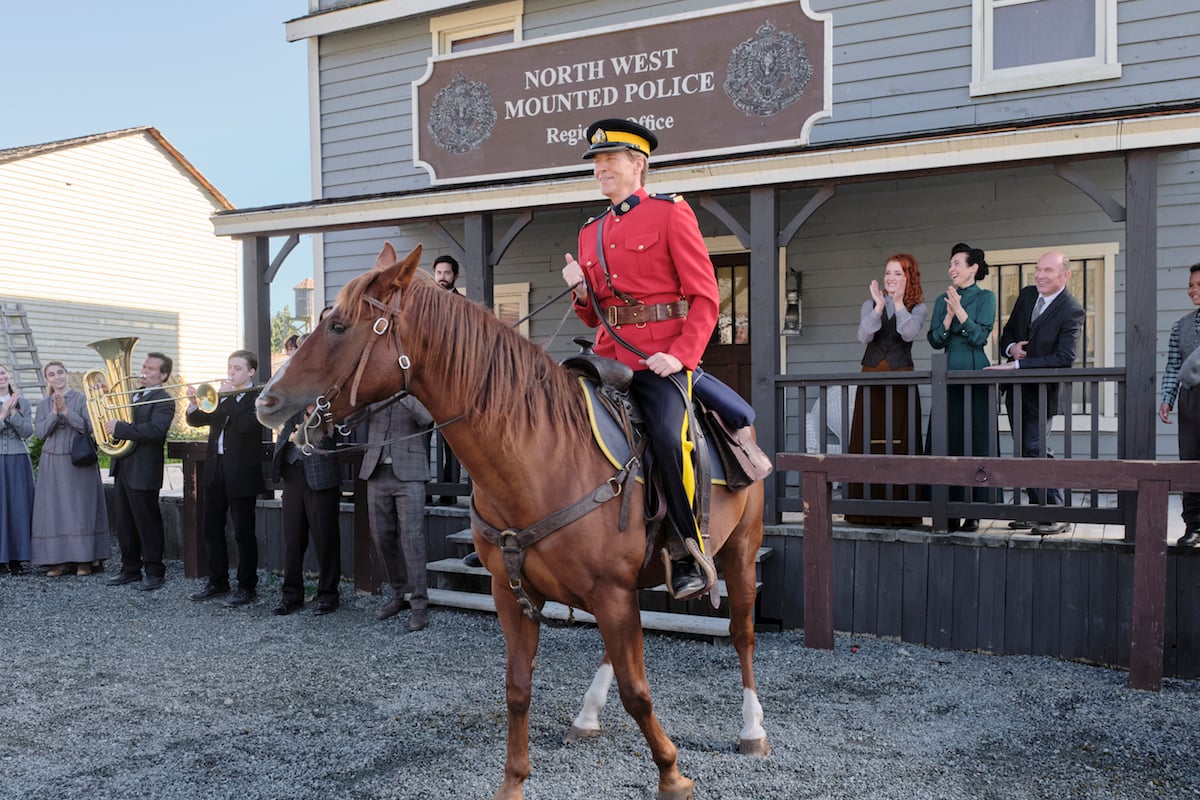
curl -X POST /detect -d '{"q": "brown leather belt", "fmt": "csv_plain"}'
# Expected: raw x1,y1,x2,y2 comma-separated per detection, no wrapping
605,300,688,327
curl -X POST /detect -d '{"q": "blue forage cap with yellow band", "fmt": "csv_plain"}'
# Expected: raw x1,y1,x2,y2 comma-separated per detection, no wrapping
583,118,658,159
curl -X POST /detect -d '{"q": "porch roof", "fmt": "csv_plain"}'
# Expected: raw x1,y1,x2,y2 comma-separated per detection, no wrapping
211,107,1200,240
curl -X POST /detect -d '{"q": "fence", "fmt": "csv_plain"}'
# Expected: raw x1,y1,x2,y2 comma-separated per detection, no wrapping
773,353,1128,529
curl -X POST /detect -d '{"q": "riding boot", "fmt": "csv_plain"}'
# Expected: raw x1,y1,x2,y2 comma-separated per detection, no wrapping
670,558,706,599
660,538,718,602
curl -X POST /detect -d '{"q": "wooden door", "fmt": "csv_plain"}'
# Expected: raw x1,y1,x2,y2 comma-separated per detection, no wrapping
701,253,752,402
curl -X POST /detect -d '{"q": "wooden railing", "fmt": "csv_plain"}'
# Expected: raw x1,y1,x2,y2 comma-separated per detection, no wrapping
776,452,1200,692
772,354,1128,528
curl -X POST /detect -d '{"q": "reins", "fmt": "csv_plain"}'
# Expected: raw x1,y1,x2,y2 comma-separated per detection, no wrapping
292,264,646,624
299,279,577,455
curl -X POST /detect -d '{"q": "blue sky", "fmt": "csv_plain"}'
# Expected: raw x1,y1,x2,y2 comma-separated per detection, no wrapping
0,1,313,314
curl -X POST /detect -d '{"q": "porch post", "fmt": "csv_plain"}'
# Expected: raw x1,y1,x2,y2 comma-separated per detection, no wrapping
463,213,495,309
1123,151,1159,536
242,236,272,381
748,187,779,521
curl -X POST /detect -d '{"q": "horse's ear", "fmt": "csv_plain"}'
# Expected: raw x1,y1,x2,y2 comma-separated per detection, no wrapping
375,242,398,271
380,244,423,290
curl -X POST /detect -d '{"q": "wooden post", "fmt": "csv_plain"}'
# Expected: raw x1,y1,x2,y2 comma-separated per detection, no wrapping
167,441,207,580
353,476,380,594
749,187,779,522
1129,478,1169,691
1123,151,1158,539
802,466,834,650
928,353,951,531
462,213,494,310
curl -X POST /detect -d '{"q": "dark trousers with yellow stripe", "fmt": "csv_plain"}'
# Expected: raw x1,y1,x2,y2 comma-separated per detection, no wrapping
631,369,701,554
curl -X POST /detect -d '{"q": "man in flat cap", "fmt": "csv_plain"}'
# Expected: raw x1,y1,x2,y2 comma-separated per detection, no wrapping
561,118,721,601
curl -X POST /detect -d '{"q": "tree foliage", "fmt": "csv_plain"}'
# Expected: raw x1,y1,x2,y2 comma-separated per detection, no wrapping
270,305,293,354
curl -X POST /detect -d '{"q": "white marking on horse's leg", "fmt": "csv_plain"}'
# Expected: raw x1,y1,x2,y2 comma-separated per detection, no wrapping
740,687,766,742
571,661,615,733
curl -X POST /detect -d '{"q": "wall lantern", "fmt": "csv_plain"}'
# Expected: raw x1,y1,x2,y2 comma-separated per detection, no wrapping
781,268,802,335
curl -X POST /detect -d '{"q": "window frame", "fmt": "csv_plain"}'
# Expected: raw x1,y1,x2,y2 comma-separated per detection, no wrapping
494,281,530,339
970,0,1121,97
430,0,523,55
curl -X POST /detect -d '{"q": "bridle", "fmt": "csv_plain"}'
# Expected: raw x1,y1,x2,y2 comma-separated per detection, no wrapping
297,284,453,455
295,277,580,455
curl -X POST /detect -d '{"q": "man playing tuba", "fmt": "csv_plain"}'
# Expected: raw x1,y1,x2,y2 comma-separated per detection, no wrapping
106,352,175,591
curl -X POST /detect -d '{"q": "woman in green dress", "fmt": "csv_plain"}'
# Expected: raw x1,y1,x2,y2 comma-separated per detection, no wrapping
927,244,996,531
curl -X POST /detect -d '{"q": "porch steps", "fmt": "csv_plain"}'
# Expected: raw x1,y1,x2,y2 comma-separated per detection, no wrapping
425,558,760,600
427,588,733,639
427,529,771,637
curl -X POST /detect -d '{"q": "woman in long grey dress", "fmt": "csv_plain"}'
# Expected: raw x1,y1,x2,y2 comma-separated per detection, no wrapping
846,254,927,527
0,364,35,574
31,361,109,576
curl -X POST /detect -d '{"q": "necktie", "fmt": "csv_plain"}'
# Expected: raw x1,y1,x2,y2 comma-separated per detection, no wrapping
1032,295,1046,322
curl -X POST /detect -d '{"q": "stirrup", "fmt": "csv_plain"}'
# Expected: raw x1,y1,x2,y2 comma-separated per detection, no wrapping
660,540,719,606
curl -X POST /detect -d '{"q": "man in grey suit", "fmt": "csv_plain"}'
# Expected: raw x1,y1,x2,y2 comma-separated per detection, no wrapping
358,396,435,631
107,352,175,591
270,409,343,616
987,251,1086,535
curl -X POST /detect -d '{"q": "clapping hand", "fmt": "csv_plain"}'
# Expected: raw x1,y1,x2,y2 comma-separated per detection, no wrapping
53,393,67,415
868,280,885,312
945,285,963,315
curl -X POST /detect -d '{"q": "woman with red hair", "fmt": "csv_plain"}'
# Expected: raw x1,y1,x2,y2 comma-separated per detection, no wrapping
846,254,927,527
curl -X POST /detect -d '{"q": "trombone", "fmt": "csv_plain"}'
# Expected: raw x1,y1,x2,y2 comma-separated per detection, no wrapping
94,381,260,413
189,382,263,413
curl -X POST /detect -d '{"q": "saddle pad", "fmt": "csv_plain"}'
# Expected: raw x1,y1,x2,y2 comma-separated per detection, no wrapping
578,377,728,486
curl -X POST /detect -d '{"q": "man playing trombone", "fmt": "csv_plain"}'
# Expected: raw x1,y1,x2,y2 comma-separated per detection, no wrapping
185,350,268,606
106,352,175,591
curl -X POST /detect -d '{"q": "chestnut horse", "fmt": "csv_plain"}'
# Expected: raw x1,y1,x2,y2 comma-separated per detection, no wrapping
256,243,769,800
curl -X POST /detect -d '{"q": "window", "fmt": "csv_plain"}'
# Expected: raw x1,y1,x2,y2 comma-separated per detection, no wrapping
980,242,1118,419
494,282,530,338
970,0,1120,96
712,256,750,346
431,1,522,55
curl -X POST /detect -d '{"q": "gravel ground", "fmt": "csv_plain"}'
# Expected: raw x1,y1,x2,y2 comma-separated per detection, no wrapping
2,561,1199,800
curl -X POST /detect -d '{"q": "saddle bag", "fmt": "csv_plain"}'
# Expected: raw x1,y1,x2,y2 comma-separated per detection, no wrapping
696,400,772,490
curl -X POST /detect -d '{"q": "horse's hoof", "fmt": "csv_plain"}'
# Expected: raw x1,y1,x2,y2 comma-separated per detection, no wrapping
563,725,600,745
657,778,694,800
739,737,772,757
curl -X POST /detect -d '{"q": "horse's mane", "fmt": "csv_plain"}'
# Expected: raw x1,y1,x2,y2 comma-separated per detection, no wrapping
337,266,590,452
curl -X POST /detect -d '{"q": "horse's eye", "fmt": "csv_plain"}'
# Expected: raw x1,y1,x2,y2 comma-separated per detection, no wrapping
330,322,347,334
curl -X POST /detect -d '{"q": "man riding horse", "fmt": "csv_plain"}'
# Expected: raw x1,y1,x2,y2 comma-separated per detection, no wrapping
562,118,724,601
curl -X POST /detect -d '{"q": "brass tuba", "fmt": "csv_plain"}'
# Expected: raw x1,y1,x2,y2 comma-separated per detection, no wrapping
82,337,142,458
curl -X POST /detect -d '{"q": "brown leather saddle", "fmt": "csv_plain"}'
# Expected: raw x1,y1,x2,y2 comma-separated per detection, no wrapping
562,341,771,499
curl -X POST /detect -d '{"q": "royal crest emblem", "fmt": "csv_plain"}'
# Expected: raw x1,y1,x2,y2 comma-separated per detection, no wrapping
723,21,814,117
428,72,498,154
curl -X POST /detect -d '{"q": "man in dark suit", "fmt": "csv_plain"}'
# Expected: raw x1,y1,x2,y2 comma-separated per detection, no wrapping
359,396,435,631
986,251,1086,535
106,352,175,591
270,408,343,616
431,253,463,505
185,350,268,607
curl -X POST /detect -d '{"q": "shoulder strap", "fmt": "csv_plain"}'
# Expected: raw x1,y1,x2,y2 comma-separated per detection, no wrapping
595,213,640,307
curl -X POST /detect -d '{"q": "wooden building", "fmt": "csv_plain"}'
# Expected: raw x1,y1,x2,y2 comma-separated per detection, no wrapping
209,1,1200,676
0,127,242,389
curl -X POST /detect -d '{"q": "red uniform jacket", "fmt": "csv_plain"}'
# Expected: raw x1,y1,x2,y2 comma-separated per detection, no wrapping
572,188,719,371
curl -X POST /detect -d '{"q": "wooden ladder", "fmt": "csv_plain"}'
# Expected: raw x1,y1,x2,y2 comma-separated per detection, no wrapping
0,301,46,396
